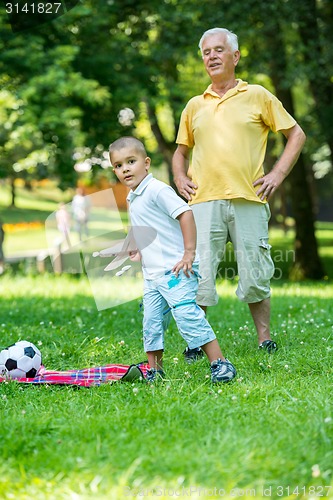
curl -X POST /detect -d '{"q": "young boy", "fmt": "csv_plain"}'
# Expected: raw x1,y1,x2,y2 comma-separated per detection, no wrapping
109,136,236,383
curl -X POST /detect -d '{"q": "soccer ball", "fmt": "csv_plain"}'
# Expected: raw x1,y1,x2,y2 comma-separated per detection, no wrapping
0,341,42,379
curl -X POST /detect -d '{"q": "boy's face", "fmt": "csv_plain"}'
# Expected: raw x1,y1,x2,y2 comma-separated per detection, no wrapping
110,147,151,190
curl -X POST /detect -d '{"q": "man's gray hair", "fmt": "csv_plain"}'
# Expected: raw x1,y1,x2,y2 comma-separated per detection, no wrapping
199,28,239,54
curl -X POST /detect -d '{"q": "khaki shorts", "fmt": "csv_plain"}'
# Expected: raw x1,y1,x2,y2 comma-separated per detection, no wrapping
191,199,275,304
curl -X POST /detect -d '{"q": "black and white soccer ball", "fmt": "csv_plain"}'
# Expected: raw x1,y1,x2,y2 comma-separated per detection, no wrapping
0,340,42,379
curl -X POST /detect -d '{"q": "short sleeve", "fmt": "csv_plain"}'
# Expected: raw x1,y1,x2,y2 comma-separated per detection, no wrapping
155,185,192,220
176,105,195,148
261,89,296,133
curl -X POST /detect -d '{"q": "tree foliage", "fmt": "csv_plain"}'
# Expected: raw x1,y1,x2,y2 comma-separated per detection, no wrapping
0,0,331,277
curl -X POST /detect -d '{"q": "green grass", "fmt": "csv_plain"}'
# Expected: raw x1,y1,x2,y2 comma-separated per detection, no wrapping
0,183,332,498
0,274,332,499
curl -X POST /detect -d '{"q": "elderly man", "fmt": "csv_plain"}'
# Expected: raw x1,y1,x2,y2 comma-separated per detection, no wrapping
172,27,306,359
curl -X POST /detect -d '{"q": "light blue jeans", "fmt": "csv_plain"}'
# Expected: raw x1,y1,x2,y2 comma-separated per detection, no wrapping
143,266,216,352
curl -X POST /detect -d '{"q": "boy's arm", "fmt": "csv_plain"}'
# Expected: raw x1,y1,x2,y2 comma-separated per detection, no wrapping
172,210,196,277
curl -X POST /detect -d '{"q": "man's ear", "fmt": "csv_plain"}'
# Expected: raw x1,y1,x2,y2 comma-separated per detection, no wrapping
234,50,241,67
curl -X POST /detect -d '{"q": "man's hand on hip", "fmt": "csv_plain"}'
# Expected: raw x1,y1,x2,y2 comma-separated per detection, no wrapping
253,170,285,201
175,176,198,202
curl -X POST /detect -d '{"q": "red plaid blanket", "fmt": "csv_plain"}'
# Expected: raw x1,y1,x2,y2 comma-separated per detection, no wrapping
0,362,149,387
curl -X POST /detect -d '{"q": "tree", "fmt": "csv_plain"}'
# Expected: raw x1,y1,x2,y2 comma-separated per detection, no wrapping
296,0,333,161
0,8,111,199
0,90,47,205
0,0,330,278
261,13,324,279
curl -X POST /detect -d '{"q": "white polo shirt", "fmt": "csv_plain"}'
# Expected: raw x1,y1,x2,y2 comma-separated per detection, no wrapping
127,174,196,280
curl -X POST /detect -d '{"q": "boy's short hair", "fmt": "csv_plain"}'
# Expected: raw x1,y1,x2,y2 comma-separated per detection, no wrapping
109,137,147,157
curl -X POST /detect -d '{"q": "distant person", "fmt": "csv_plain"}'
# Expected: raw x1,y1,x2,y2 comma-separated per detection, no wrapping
0,220,4,275
72,187,90,241
55,202,71,247
109,136,237,384
172,27,306,355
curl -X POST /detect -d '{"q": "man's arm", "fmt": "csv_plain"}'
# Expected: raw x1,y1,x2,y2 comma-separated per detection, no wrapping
253,123,306,200
172,210,196,277
172,144,198,201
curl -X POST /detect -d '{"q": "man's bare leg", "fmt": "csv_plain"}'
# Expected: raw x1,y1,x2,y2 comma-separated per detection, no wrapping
199,299,275,350
248,298,271,345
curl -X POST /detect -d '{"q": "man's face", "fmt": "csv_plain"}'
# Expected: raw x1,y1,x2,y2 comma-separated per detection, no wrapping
201,33,239,81
111,147,151,190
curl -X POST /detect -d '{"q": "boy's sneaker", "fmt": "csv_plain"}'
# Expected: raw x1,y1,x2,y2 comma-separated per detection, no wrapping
210,358,236,383
183,347,204,364
146,368,165,383
258,340,278,353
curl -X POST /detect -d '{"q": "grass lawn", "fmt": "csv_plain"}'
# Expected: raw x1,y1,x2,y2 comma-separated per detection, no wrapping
0,274,332,499
0,182,332,499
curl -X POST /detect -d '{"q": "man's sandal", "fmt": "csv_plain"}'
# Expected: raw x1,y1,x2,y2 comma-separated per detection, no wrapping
258,340,278,353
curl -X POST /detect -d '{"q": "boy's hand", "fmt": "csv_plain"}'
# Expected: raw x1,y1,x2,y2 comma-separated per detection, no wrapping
129,250,141,262
172,251,195,278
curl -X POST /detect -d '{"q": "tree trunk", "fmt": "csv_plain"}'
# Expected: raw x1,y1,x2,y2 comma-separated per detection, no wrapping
263,19,324,279
297,0,333,161
286,151,324,279
10,177,16,207
144,98,176,190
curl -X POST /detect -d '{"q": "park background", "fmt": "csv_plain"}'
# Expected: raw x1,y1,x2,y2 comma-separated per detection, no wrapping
0,1,332,499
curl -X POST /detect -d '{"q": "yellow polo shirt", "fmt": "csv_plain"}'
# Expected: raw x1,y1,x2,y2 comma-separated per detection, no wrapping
176,80,296,205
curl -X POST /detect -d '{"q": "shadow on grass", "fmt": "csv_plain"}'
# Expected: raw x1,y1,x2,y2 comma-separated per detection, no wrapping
0,206,53,225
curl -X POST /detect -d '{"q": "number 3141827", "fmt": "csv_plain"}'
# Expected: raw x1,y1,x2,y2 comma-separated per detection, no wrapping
5,3,62,14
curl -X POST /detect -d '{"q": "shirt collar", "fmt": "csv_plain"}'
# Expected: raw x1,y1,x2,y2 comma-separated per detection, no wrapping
127,173,154,203
203,79,248,98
